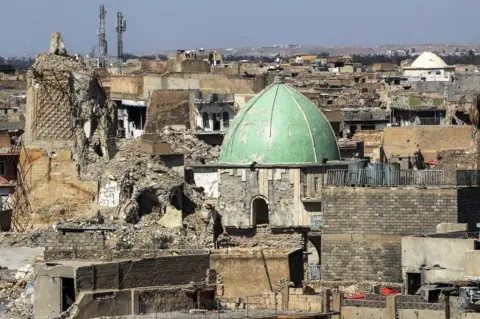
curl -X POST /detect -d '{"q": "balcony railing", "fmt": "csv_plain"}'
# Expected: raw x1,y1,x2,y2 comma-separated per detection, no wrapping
309,264,321,280
310,215,323,232
324,169,480,187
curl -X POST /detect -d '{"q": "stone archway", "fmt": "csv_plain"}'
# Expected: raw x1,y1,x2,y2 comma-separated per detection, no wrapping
251,196,269,226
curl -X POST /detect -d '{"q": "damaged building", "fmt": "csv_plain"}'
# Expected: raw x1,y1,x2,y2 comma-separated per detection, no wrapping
190,90,235,146
192,76,480,291
15,33,116,229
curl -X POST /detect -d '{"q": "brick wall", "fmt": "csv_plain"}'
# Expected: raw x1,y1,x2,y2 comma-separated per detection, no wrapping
321,187,480,282
44,230,106,260
19,147,98,226
145,90,190,134
75,254,209,292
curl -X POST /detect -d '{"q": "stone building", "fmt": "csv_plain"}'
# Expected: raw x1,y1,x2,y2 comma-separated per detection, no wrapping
193,76,346,272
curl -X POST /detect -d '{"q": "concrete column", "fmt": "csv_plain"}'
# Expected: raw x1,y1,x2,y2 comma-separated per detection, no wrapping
332,291,343,318
386,295,396,319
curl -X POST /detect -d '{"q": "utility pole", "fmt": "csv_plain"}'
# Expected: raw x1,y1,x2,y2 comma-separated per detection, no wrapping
97,5,109,68
116,11,127,74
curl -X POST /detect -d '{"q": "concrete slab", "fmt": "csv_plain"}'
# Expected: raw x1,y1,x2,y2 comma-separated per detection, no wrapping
0,247,44,271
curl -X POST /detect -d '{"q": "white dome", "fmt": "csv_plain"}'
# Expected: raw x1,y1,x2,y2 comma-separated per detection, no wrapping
410,52,448,69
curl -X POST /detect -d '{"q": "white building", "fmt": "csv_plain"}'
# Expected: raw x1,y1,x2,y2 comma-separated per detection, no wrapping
403,52,454,81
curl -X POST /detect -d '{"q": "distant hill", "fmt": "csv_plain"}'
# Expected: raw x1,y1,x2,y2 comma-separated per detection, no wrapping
136,43,480,58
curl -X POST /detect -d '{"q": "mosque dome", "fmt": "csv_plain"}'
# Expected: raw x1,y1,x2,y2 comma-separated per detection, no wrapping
218,77,340,165
409,52,448,69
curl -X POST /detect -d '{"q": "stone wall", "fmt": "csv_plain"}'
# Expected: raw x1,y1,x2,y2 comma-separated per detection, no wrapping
211,249,303,298
321,187,480,282
44,230,106,260
75,254,210,292
142,74,266,99
44,229,207,261
383,126,475,162
218,168,311,228
101,75,144,100
19,148,98,227
436,149,477,170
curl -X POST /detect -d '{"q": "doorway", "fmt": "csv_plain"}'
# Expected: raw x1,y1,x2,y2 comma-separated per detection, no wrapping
406,273,421,295
61,278,75,312
251,197,269,226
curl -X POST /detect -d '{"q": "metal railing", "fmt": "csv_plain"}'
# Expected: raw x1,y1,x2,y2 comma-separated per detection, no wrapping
310,264,322,281
83,293,325,318
324,169,480,187
310,215,323,232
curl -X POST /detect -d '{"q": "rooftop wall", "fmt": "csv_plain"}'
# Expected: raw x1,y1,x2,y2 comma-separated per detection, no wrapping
383,126,475,161
101,75,143,100
75,254,209,292
143,74,265,99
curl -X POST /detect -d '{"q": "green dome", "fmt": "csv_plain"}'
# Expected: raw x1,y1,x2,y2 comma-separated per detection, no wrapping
219,79,340,164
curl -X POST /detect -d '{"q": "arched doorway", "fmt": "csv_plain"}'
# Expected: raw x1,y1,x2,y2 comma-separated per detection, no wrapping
308,236,322,280
251,196,269,226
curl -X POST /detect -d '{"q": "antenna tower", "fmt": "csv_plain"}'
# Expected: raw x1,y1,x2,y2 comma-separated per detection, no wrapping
116,11,127,74
97,5,109,67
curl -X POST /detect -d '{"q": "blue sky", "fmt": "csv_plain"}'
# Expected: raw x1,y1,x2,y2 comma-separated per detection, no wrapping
1,0,479,57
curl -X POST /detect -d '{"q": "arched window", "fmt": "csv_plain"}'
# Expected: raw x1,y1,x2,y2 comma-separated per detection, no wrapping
251,197,269,226
202,112,210,129
223,112,230,129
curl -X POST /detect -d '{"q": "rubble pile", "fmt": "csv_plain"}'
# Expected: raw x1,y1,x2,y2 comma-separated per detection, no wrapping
435,148,477,170
0,229,46,248
217,226,304,249
0,263,38,318
50,205,215,251
159,126,220,166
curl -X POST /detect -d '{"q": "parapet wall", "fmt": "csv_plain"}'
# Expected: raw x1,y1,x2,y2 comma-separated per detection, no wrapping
75,254,210,292
44,229,208,261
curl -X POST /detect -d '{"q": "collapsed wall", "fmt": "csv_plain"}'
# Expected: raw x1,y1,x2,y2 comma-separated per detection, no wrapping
15,33,116,228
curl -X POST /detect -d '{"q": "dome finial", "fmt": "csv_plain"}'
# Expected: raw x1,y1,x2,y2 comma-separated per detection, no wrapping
273,75,284,84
